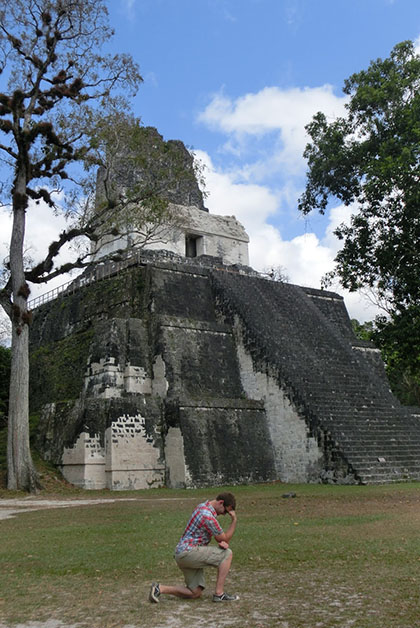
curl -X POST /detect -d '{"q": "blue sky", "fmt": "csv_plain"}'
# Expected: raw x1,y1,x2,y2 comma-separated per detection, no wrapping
1,0,420,326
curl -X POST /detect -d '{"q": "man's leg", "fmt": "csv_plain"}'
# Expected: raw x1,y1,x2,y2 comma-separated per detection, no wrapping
214,550,233,596
149,564,205,603
159,584,203,599
177,545,236,599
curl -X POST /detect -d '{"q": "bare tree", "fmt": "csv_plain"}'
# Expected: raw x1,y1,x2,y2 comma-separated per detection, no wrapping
0,0,143,491
262,265,290,283
0,310,11,344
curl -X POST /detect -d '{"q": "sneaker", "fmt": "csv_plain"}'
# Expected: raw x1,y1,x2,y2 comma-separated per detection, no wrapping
213,592,239,602
149,582,160,603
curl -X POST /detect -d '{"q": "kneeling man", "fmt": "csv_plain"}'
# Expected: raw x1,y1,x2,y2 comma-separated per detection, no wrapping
149,492,238,603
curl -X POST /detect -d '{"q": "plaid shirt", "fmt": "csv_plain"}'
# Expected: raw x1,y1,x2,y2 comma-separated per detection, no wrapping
175,501,223,555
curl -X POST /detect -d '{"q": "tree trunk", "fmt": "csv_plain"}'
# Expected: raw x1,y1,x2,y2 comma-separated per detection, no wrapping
7,177,40,492
7,322,39,491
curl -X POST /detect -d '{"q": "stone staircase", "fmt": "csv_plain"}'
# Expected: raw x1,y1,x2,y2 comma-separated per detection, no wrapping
211,269,420,483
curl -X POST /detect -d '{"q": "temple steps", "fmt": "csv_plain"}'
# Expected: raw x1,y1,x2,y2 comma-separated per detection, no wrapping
211,270,420,484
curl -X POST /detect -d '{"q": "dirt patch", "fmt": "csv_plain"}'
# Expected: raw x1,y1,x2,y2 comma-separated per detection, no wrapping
136,568,386,628
0,623,80,628
0,498,138,521
0,497,197,520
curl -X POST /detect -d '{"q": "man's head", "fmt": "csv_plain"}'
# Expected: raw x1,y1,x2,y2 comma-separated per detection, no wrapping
214,492,236,515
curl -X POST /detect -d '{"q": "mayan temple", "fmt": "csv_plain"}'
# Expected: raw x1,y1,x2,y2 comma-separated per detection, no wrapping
29,128,420,490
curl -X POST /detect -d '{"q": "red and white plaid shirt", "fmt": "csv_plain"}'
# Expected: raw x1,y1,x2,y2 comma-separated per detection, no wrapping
175,501,223,555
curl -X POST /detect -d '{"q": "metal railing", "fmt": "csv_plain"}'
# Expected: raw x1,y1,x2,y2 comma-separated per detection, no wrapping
27,252,144,310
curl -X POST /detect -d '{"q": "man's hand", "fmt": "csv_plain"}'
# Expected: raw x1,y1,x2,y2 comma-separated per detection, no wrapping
218,540,229,550
214,506,237,545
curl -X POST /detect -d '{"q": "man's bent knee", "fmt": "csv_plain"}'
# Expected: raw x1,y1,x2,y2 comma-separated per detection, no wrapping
221,548,233,564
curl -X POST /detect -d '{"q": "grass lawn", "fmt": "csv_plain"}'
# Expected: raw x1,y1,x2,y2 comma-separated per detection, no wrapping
2,482,420,628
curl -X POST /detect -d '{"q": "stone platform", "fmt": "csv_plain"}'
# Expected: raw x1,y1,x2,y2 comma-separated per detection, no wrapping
29,253,420,488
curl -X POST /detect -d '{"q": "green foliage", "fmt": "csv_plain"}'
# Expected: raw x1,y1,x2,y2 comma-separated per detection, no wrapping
352,315,420,406
351,318,375,342
372,309,420,406
299,40,420,311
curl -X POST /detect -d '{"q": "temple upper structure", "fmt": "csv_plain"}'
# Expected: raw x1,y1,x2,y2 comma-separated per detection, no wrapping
93,203,250,267
91,126,250,267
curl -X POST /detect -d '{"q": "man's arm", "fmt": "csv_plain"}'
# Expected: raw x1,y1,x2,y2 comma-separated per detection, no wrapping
214,510,237,544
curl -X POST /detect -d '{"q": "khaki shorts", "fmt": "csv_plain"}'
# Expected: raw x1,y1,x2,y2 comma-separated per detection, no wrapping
175,546,232,591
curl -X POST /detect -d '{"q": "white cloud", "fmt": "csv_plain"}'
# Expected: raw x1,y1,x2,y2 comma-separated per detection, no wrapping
198,150,332,282
414,34,420,56
196,150,279,229
322,203,355,253
144,71,158,87
198,85,348,174
205,0,238,22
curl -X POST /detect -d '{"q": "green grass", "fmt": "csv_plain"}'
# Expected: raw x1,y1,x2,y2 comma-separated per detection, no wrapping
2,482,420,627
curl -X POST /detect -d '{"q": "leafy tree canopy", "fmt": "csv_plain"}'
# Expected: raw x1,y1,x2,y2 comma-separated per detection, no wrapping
299,40,420,312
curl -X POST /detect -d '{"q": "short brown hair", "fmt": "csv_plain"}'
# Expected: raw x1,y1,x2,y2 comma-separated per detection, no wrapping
216,492,236,510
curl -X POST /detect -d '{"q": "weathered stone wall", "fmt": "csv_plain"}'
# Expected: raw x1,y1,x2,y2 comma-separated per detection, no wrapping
146,265,277,486
96,127,207,211
92,127,250,266
144,205,250,266
61,431,106,490
31,260,277,489
95,204,250,267
178,402,275,486
30,268,165,489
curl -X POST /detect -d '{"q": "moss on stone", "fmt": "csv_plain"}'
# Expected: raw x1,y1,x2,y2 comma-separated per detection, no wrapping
30,328,94,411
30,268,148,348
